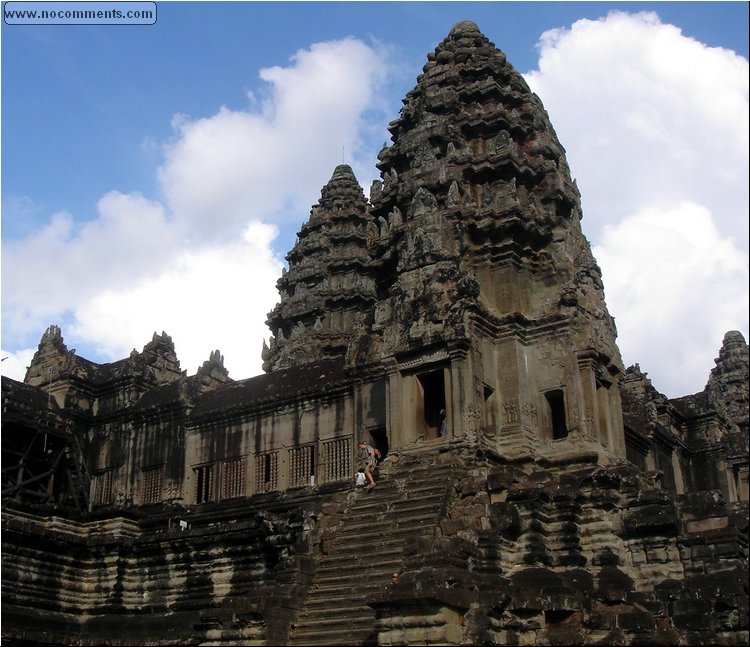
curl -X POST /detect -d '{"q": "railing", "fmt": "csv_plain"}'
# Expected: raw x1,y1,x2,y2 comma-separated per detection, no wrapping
142,465,164,505
289,444,315,488
222,457,247,499
320,437,352,485
255,451,279,493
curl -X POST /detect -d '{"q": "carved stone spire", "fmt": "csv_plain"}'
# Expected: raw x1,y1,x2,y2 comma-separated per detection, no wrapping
367,19,622,370
705,330,749,434
126,331,182,386
193,349,231,392
24,325,73,386
264,164,377,371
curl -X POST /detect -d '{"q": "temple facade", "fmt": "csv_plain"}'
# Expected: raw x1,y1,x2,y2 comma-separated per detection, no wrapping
2,21,747,646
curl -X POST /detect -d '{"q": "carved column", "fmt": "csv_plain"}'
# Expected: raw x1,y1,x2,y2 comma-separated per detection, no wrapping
576,353,598,443
385,362,403,449
606,377,627,457
495,336,535,456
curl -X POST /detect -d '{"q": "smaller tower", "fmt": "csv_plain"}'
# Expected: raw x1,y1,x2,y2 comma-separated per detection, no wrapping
264,165,378,371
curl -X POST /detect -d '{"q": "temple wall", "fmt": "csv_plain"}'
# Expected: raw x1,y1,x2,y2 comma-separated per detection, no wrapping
1,494,327,646
185,394,356,498
369,455,749,647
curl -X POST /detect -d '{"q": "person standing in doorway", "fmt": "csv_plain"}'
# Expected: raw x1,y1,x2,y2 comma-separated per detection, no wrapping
358,440,377,489
439,409,448,437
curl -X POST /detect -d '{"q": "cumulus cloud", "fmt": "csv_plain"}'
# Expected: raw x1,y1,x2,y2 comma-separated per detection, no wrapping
159,37,389,242
594,201,749,396
525,11,749,397
1,191,177,347
1,37,389,382
526,11,748,245
71,222,282,378
0,348,36,383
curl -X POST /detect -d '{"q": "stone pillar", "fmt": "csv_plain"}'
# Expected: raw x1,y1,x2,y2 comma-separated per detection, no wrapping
496,337,535,457
352,380,363,439
737,466,749,502
671,450,686,495
449,348,474,438
576,354,598,442
443,364,454,438
606,379,627,457
385,363,404,449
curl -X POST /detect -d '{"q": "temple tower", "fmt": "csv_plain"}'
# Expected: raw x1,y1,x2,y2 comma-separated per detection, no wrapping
264,21,626,460
366,20,625,457
263,164,378,371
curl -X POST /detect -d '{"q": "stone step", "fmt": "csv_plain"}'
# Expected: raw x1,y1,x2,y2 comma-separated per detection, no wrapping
343,497,446,520
294,609,377,629
301,587,390,613
312,561,402,589
296,602,374,622
301,579,393,609
333,508,443,536
348,480,449,503
315,547,403,573
330,524,436,553
358,483,446,502
289,623,374,647
348,493,443,516
289,451,458,646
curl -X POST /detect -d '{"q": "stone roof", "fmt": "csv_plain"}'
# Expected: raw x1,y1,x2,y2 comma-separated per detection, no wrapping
1,375,58,413
130,380,186,413
190,356,349,420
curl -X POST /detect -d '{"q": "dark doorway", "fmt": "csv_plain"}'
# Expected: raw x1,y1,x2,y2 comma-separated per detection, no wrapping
417,369,446,437
545,390,568,440
369,427,389,458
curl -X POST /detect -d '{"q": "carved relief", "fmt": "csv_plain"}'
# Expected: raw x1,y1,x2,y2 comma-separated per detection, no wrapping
503,401,519,424
520,401,538,427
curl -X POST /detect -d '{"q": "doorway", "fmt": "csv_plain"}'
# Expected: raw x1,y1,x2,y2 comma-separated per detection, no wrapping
415,368,447,439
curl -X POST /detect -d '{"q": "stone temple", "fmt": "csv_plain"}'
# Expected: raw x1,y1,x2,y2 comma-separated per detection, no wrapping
2,20,748,646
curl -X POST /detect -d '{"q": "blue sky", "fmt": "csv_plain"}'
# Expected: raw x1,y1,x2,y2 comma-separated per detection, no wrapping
2,1,748,399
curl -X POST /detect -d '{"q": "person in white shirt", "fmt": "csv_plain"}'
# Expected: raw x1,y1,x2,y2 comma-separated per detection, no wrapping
358,440,377,489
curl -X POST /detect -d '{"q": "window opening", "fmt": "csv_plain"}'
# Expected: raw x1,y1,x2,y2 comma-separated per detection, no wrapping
321,437,351,483
255,452,278,493
142,465,164,505
483,383,496,432
92,469,113,506
545,390,568,440
222,457,246,500
369,427,389,459
289,444,315,488
194,464,214,504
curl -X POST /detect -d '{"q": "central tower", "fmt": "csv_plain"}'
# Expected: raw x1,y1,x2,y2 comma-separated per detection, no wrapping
267,21,626,460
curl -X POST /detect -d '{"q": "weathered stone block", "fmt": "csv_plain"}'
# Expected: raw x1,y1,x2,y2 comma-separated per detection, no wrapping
622,503,680,538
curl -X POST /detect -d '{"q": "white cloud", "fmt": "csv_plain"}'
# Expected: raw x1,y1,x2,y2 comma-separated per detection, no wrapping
2,37,389,382
158,37,390,242
0,348,36,382
71,222,282,378
1,191,177,347
594,201,749,396
526,11,748,248
525,11,749,397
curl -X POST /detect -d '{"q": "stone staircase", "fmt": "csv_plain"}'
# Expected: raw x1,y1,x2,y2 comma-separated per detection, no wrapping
63,435,90,512
288,450,459,646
